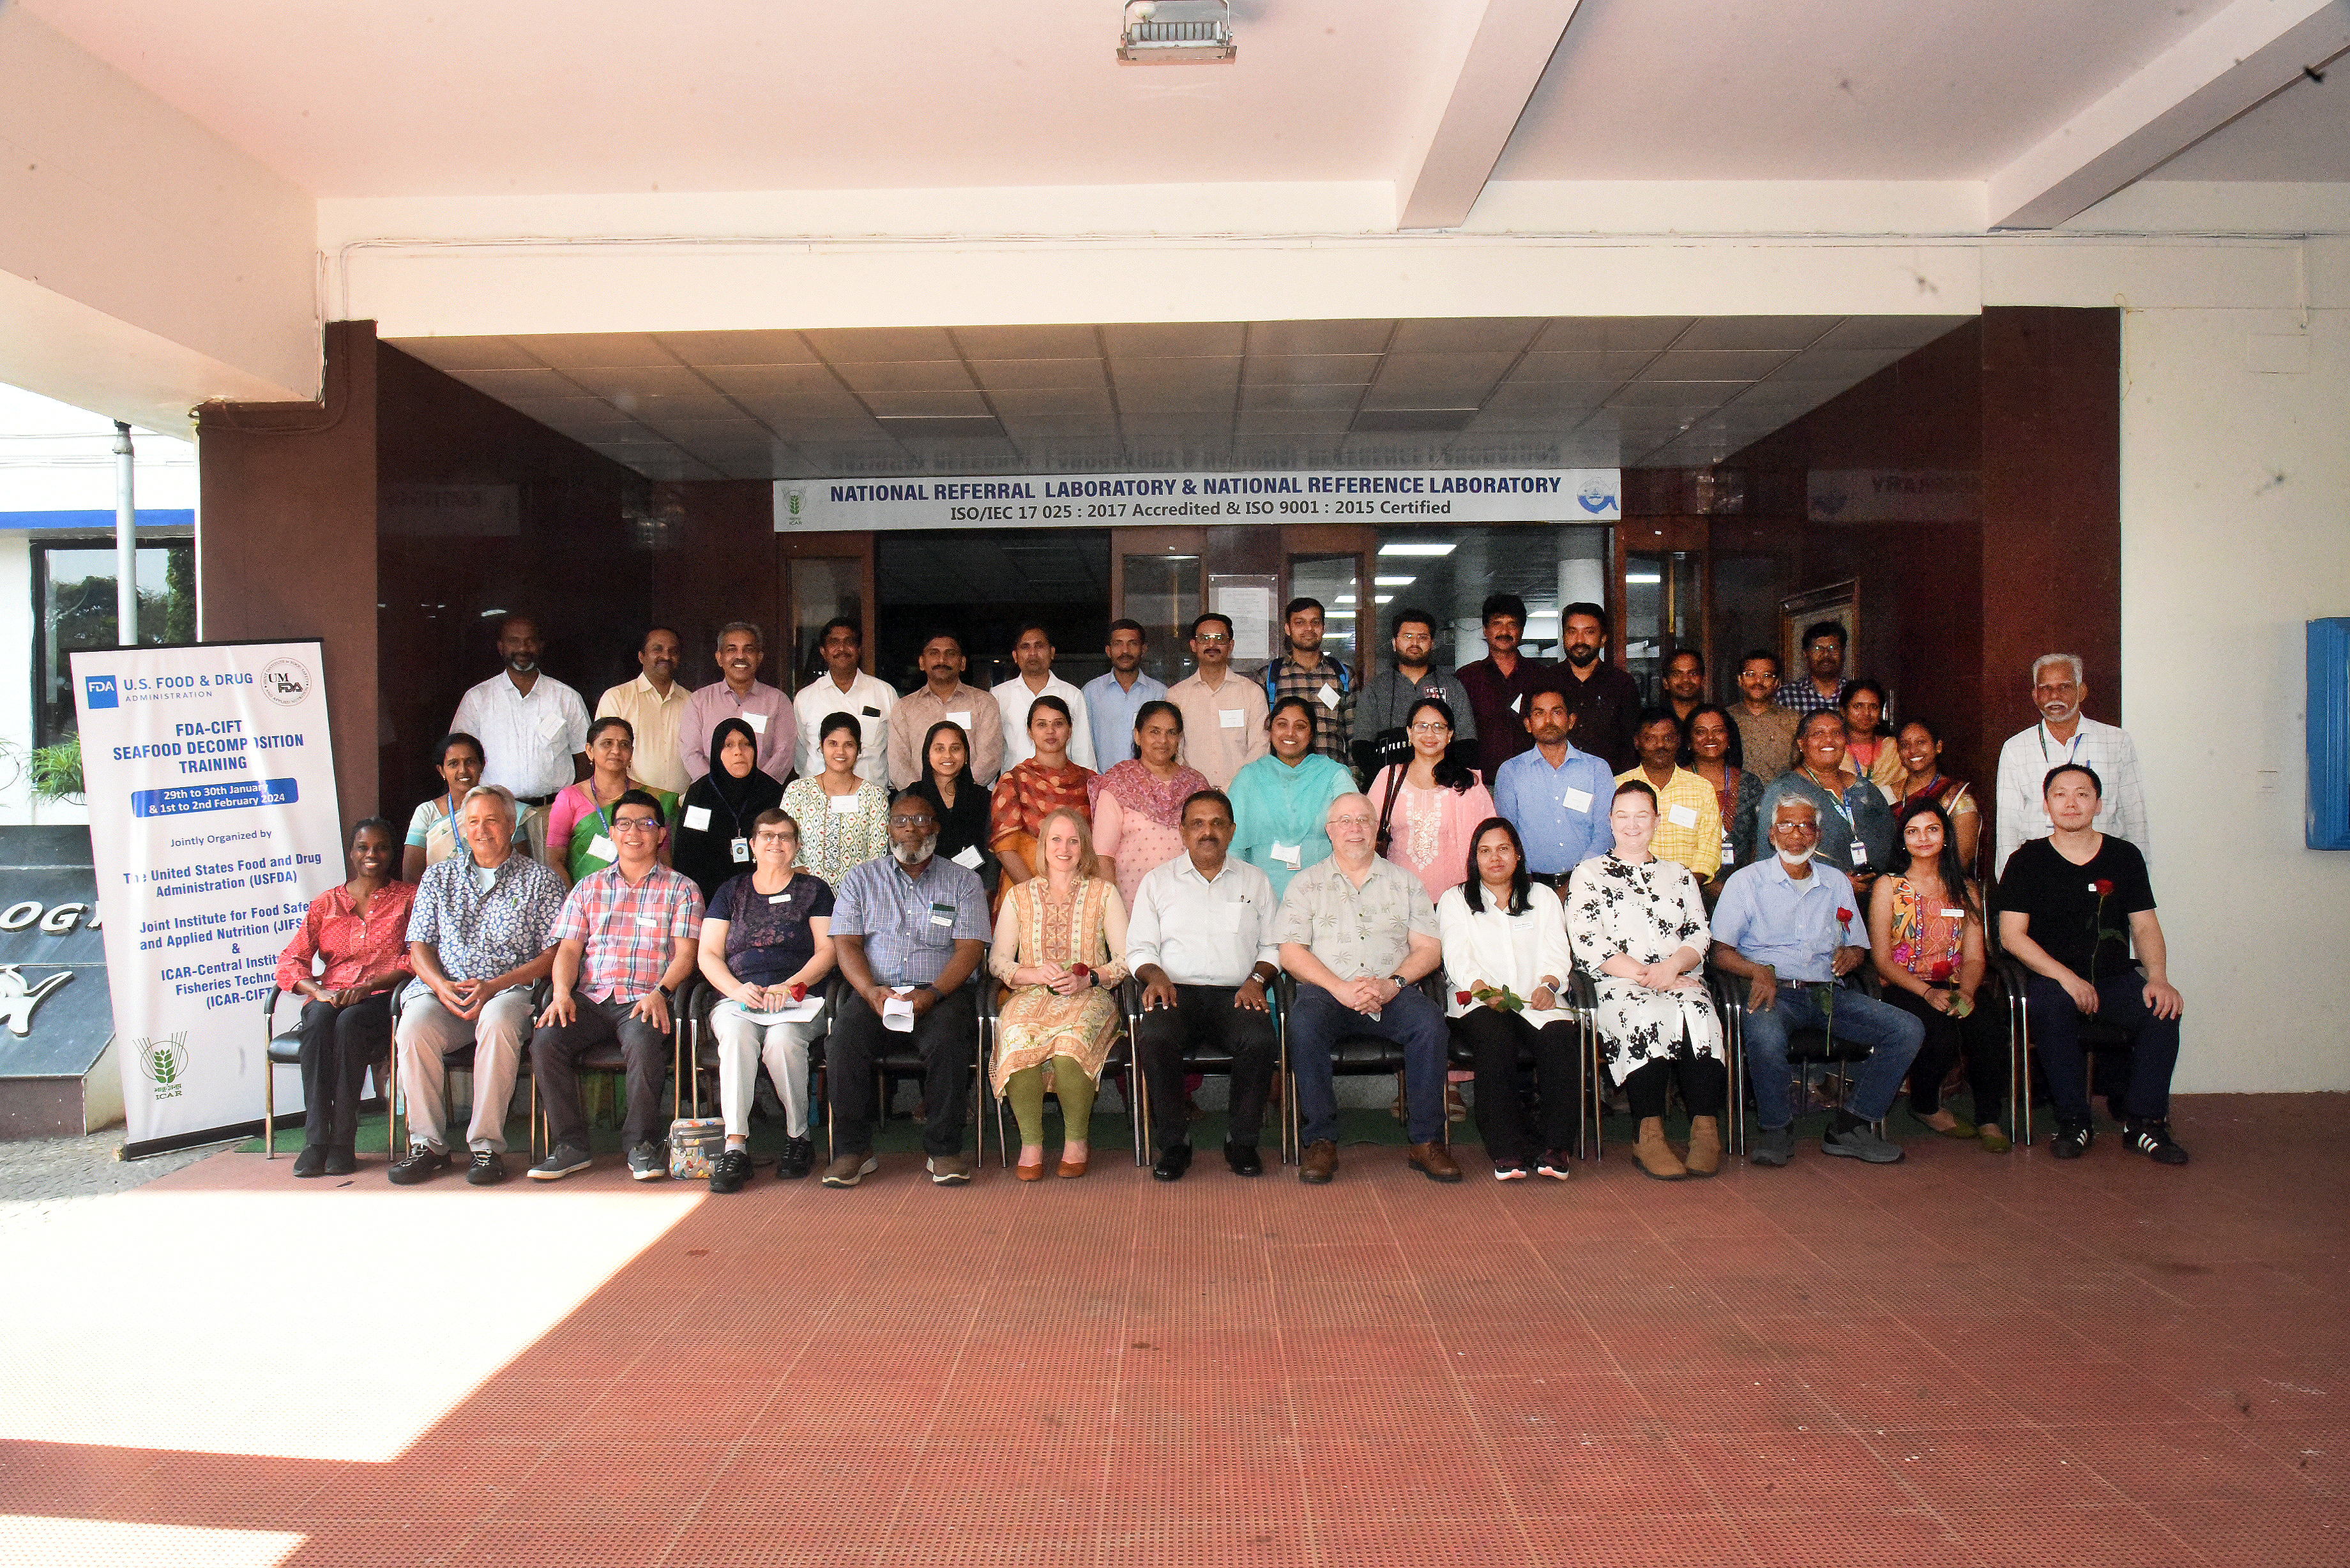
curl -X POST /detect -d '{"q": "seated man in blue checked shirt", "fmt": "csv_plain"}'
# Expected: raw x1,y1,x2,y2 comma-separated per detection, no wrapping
528,790,705,1182
821,793,993,1188
1710,795,1923,1168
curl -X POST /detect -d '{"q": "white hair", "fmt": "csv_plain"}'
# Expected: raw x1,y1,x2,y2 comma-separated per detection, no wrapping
460,783,519,825
2031,652,2084,686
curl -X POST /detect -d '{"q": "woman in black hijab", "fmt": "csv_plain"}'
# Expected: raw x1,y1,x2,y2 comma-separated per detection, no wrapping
901,719,999,898
674,716,786,900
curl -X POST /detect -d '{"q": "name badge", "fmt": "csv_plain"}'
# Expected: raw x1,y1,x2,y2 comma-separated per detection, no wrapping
829,793,862,815
930,913,954,927
929,901,957,929
1849,841,1870,868
1219,709,1247,728
1720,840,1736,864
861,704,881,718
768,891,792,904
1940,907,1966,919
953,844,984,870
1271,841,1302,869
536,712,566,742
1667,803,1699,830
683,804,713,831
1563,788,1593,814
946,710,972,728
731,837,751,863
588,834,618,861
743,712,768,735
1510,693,1522,714
635,914,659,928
1317,684,1340,711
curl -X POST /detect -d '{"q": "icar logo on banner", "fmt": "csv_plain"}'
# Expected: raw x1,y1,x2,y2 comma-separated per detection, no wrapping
71,640,344,1154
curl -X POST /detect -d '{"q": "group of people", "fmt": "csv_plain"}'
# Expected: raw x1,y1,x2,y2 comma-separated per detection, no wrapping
273,601,2187,1187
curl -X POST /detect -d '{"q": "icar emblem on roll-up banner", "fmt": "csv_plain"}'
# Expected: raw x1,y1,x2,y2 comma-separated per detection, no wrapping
72,640,345,1153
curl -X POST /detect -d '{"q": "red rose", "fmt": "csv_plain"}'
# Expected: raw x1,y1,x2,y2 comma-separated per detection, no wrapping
1837,907,1854,925
2091,879,2114,896
1456,990,1474,1006
1070,963,1091,979
787,981,808,1004
1929,960,1954,982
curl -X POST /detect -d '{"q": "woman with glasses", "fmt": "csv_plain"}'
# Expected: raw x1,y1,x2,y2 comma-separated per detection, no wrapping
780,712,893,890
1365,698,1496,903
673,718,787,902
1868,797,2009,1152
545,716,678,886
699,808,837,1191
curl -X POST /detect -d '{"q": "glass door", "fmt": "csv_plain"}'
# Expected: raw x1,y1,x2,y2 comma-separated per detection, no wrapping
777,533,876,690
1111,527,1206,686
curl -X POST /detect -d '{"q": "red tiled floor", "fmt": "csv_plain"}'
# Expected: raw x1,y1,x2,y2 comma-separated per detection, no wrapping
3,1092,2346,1567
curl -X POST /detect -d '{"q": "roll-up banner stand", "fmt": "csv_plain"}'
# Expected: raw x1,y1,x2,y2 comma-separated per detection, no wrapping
70,640,344,1156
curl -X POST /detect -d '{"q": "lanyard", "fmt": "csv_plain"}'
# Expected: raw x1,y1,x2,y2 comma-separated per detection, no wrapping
2036,725,2083,764
1801,767,1855,831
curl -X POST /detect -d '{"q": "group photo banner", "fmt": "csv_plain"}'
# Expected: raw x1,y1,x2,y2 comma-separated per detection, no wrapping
72,640,344,1154
777,467,1622,532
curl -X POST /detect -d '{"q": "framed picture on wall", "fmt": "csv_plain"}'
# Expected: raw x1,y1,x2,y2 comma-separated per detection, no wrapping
1780,580,1860,685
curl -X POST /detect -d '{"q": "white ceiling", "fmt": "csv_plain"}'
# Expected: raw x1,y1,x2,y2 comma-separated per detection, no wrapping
19,0,2278,197
390,315,1971,481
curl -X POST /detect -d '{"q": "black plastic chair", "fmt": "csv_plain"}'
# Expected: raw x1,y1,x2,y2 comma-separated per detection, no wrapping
1126,976,1278,1168
1710,963,1885,1155
1441,982,1599,1162
1992,953,2134,1146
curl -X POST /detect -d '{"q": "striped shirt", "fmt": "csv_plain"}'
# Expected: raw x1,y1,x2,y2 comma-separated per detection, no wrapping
547,863,704,1004
830,853,993,989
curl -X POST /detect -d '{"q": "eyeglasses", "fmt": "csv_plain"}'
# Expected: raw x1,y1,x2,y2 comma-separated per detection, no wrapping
1330,813,1374,827
1408,721,1449,734
1774,821,1821,835
754,832,794,845
610,818,661,834
1194,633,1232,645
887,815,936,828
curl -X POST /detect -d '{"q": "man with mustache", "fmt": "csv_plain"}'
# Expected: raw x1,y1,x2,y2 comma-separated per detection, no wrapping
1990,653,2149,876
1552,601,1641,774
448,615,591,808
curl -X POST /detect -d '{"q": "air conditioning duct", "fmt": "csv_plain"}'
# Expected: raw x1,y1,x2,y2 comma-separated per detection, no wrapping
1119,1,1236,64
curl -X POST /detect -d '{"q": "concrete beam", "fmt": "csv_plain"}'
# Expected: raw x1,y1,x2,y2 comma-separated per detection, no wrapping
1394,0,1588,231
0,6,317,429
1989,0,2350,230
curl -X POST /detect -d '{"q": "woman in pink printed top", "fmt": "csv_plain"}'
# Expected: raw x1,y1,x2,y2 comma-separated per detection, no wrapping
273,818,417,1178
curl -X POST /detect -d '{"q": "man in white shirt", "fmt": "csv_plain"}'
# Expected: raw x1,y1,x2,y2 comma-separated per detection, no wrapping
1992,653,2149,876
594,626,690,797
993,622,1096,772
1128,788,1281,1182
448,615,590,806
793,616,895,785
1082,619,1169,771
681,621,794,785
1167,612,1270,788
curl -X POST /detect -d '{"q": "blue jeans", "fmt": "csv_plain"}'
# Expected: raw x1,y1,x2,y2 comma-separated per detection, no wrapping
2024,972,2179,1124
1741,983,1924,1129
1288,981,1449,1145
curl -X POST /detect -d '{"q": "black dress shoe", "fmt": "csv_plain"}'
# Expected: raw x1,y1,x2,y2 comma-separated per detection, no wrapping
1152,1142,1193,1182
292,1144,329,1179
321,1146,357,1177
1223,1141,1263,1178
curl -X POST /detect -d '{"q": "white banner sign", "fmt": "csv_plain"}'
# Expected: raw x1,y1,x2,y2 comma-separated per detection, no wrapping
71,641,344,1151
776,467,1621,531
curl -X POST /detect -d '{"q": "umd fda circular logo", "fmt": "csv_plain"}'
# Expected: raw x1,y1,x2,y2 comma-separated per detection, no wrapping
261,657,312,706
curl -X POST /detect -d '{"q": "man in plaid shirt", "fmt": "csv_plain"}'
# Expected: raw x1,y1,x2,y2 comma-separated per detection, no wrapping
1775,621,1852,717
527,790,704,1181
1260,597,1354,765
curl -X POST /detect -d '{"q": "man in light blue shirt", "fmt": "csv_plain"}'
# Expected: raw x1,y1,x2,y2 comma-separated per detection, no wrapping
1491,688,1615,885
1711,796,1922,1169
1082,618,1170,770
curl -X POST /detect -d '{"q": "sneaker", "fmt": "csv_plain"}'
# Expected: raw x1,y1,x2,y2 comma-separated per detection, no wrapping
709,1147,753,1194
388,1145,451,1186
1821,1122,1906,1165
822,1151,879,1187
2051,1120,2093,1160
927,1153,973,1185
2125,1118,2190,1166
628,1143,667,1181
465,1150,507,1186
1749,1126,1794,1168
776,1135,815,1180
1535,1150,1573,1181
527,1144,593,1180
1492,1159,1530,1181
292,1144,330,1179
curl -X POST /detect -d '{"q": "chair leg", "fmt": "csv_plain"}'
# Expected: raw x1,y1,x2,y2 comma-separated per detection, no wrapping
264,1059,277,1160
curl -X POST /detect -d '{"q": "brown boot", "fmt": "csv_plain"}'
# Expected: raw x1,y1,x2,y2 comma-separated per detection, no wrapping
1299,1138,1338,1185
1683,1115,1723,1178
1407,1141,1463,1184
1635,1117,1688,1181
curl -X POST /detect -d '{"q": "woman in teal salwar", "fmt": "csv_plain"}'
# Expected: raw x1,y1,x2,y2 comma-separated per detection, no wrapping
1228,696,1354,900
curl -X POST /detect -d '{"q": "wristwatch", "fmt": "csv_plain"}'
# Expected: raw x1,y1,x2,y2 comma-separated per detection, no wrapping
1388,973,1408,993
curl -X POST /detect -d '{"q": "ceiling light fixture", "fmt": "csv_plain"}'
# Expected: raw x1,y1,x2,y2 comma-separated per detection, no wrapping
1374,576,1418,587
1119,0,1236,63
1379,542,1458,557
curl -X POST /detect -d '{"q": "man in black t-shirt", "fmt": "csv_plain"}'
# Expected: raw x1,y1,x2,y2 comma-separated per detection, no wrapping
1996,763,2188,1165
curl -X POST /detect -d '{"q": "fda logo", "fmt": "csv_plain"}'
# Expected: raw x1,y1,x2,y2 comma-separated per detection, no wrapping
84,675,119,711
137,1033,190,1101
261,657,312,707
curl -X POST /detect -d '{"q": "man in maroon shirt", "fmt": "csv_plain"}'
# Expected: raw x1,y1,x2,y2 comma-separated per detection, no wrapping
1554,601,1642,773
1455,593,1560,785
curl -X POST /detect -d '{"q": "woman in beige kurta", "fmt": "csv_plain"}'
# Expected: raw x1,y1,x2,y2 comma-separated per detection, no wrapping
989,807,1130,1180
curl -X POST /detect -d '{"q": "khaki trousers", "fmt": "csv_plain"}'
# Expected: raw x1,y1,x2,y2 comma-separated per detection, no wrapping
395,986,536,1154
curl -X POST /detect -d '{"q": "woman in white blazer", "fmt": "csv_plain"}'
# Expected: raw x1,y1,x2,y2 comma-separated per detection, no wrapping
1436,817,1582,1182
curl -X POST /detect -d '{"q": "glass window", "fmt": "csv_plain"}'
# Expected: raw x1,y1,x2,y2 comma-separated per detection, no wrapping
1624,550,1702,706
1368,525,1609,672
789,557,863,688
34,540,195,747
1119,549,1202,686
